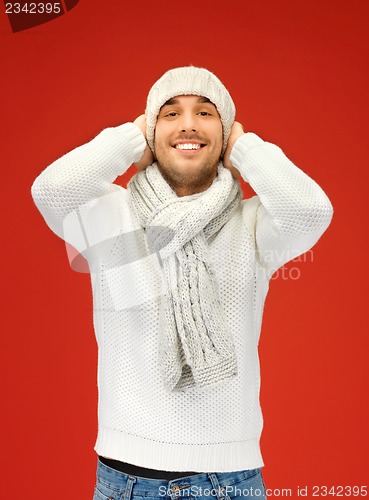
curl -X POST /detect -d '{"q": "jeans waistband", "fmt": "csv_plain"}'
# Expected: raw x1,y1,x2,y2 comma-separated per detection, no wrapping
96,456,262,498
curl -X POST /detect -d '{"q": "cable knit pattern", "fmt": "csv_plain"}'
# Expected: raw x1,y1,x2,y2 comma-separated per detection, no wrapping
30,122,333,472
128,162,242,392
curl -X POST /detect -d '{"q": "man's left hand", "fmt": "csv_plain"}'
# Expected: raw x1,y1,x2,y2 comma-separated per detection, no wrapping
223,121,244,179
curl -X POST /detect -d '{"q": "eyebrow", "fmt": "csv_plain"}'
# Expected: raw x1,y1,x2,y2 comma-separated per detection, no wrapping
161,96,213,107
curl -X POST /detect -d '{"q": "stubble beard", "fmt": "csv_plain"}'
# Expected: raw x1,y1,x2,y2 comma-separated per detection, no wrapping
155,149,221,196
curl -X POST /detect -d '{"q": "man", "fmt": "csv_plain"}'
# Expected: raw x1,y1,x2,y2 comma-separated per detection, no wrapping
31,66,333,499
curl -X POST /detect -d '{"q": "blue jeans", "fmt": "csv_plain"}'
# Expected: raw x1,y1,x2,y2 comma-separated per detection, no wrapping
93,457,267,500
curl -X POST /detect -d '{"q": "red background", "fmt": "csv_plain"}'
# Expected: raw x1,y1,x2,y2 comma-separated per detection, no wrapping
1,0,368,498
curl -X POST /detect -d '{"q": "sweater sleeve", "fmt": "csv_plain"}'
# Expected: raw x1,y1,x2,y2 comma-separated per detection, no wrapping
31,122,146,261
229,133,334,278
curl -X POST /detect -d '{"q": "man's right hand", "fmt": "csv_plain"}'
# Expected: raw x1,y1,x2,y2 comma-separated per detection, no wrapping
133,115,154,170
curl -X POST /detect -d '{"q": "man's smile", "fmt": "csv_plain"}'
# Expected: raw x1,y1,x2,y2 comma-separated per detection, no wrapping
172,140,206,155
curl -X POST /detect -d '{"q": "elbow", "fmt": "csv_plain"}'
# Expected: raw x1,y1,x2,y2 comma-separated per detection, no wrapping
283,190,334,237
30,173,53,209
325,196,334,227
30,174,44,207
30,171,66,213
317,188,334,230
304,192,334,235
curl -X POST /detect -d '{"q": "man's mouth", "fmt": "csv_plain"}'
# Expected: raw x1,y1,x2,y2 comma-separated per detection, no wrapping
175,143,204,150
172,141,206,152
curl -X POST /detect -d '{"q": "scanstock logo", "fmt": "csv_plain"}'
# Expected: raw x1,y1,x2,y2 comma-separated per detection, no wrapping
4,0,79,32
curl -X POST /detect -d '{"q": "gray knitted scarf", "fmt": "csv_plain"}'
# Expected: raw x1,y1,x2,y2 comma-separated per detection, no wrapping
128,162,243,392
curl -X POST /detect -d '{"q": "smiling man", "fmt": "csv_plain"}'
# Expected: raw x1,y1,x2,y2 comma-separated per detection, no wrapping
31,66,334,499
152,95,223,196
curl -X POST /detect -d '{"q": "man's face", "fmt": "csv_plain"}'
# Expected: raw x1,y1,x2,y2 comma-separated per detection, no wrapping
154,95,223,197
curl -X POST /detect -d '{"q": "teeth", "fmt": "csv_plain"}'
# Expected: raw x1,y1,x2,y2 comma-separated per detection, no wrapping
175,143,201,150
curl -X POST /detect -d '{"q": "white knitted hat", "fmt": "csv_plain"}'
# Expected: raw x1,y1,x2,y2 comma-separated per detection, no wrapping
145,66,236,156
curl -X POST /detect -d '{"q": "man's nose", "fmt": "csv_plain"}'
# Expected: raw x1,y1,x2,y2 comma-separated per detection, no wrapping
178,112,197,132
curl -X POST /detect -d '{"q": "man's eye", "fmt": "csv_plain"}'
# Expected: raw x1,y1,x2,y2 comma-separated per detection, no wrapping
166,112,178,117
198,111,210,116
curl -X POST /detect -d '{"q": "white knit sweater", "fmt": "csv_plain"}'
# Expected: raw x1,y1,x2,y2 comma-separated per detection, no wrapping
31,123,333,472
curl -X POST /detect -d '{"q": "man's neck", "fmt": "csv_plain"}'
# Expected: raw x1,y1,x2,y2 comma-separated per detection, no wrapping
174,183,213,197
